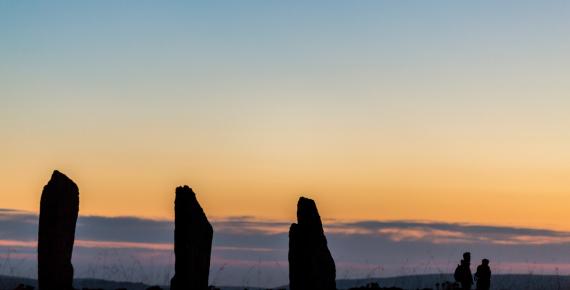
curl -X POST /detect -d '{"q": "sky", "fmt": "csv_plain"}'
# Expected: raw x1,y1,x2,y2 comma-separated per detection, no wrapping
1,0,570,286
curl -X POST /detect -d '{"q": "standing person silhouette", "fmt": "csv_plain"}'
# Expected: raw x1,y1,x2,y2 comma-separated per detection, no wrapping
475,259,491,290
454,252,473,290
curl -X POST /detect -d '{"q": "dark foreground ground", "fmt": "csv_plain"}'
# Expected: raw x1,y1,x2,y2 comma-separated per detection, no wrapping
2,274,569,290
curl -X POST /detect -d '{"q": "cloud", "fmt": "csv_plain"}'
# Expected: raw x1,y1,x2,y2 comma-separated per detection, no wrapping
5,208,570,248
324,220,570,245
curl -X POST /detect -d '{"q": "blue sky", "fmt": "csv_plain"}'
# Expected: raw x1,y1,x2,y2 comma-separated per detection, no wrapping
3,1,569,106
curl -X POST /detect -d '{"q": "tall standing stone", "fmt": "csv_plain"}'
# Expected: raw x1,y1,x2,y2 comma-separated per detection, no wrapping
38,170,79,290
289,197,336,290
170,186,213,290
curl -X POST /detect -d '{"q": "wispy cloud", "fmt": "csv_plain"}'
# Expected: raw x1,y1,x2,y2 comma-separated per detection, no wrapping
5,208,570,247
325,220,570,245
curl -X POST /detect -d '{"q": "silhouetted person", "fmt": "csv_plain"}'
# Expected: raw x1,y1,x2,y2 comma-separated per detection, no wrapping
454,252,473,290
474,259,491,290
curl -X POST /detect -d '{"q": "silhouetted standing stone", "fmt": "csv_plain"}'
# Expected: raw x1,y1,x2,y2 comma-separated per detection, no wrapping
170,186,213,290
289,197,336,290
38,170,79,290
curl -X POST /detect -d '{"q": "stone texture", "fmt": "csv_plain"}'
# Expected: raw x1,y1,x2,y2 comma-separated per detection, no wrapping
170,186,213,290
289,196,336,290
38,170,79,290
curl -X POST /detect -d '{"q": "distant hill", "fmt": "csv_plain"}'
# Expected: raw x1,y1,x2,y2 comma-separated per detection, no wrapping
336,274,570,290
2,273,570,290
0,276,149,290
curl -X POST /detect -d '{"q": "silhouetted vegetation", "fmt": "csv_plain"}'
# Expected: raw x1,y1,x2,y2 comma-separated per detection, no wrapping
346,282,434,290
12,284,33,290
347,282,404,289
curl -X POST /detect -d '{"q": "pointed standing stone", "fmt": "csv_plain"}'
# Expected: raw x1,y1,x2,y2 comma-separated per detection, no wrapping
38,170,79,290
289,196,336,290
170,186,213,290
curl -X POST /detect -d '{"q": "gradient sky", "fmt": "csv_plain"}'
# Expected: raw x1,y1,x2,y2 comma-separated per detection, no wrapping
2,1,570,231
